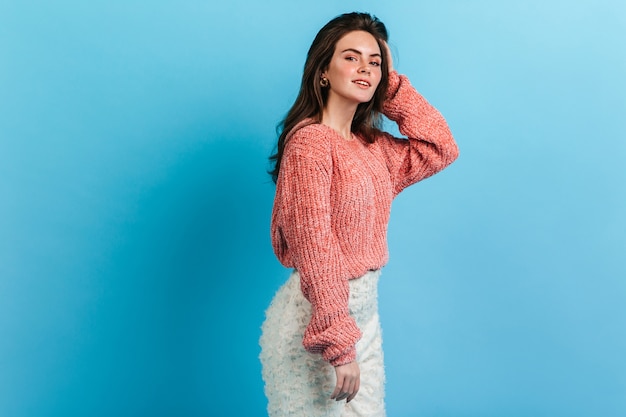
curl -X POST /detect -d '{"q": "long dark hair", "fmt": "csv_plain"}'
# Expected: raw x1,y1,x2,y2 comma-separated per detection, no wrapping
269,12,390,183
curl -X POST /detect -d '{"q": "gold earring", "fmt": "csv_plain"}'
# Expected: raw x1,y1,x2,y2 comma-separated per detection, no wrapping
320,77,329,87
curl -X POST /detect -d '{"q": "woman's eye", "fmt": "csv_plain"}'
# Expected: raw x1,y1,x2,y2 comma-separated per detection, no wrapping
370,61,380,66
346,56,357,61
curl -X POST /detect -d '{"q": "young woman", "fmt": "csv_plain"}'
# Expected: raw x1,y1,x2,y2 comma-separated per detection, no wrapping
260,12,459,417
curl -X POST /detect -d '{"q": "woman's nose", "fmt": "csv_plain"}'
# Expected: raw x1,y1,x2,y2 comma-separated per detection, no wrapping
359,65,370,74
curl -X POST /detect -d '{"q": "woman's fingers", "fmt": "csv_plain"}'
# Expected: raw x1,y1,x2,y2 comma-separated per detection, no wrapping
347,377,360,403
330,375,343,400
334,377,353,401
331,375,351,400
332,362,360,402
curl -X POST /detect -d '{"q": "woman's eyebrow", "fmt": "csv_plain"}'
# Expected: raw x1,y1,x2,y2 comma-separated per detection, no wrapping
341,48,381,58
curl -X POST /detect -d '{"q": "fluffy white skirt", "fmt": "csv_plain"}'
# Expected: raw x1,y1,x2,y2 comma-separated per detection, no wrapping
259,270,386,417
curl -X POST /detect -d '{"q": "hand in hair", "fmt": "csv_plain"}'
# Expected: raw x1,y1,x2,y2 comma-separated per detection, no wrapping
383,41,394,73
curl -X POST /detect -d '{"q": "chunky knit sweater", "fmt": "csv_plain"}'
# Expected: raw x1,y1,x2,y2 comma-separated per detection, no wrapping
271,71,459,366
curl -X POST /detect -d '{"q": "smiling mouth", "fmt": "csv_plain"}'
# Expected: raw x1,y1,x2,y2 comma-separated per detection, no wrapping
353,80,371,87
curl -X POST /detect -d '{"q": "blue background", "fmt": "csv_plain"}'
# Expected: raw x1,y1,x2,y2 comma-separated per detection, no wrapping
2,1,625,416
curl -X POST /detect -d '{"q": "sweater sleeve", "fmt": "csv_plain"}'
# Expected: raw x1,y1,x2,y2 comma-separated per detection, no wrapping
274,126,361,366
378,71,460,195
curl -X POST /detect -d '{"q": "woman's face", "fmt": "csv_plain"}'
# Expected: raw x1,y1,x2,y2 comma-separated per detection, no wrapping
322,30,382,106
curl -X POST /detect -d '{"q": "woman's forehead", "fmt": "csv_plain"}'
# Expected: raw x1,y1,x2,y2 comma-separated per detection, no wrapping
335,31,381,55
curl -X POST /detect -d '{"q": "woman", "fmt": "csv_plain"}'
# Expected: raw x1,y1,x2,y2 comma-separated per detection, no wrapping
260,12,459,417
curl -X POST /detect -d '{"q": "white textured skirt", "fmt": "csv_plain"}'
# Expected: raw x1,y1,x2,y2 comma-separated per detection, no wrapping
259,270,386,417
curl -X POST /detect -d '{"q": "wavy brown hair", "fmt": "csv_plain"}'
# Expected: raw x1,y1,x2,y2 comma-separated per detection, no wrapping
269,12,390,183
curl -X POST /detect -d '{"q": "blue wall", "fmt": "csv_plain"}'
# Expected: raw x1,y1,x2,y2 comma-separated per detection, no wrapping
2,1,624,416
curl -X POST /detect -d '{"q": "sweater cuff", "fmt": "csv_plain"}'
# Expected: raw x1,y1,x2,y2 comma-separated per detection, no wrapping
302,309,362,365
330,346,357,367
385,70,402,101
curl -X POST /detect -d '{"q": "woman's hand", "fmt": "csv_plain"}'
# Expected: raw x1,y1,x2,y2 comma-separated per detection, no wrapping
331,361,360,403
383,41,394,73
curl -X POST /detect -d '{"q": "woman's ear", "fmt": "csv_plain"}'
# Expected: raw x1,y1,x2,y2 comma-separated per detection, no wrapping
320,67,328,79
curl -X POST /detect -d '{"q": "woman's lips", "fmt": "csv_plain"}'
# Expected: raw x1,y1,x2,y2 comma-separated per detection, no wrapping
353,79,371,88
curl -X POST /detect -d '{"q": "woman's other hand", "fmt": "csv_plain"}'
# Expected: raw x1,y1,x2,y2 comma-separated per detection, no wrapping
331,361,360,403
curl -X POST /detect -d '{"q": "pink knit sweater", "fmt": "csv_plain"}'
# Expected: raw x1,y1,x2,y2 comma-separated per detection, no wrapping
271,71,459,366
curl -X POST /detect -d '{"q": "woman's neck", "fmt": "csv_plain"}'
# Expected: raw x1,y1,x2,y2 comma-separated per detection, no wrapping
321,96,358,140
